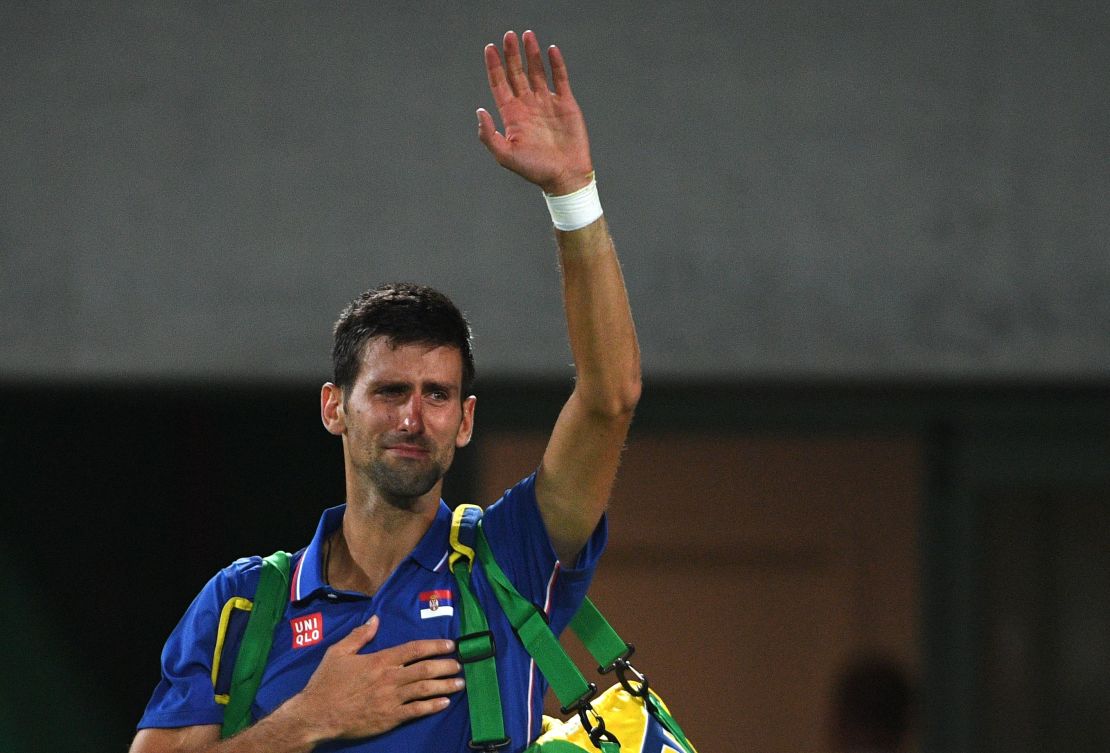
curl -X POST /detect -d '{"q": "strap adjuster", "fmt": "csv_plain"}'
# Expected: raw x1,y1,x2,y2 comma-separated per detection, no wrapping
558,682,598,715
468,736,511,751
457,630,496,664
598,642,635,674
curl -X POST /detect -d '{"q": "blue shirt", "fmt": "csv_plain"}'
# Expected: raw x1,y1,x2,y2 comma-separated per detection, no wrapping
138,473,606,752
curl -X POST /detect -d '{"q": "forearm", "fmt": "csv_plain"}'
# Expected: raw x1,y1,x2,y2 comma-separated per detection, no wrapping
535,213,640,560
479,30,639,559
131,696,332,753
557,215,641,416
213,698,332,753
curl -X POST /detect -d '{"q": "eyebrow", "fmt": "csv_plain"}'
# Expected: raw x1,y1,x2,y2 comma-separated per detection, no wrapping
369,379,457,395
422,381,457,396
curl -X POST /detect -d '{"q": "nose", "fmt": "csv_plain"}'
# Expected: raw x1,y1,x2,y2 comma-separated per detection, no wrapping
399,394,424,433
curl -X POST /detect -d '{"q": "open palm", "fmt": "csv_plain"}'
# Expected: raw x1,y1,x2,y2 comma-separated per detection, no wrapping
478,31,594,196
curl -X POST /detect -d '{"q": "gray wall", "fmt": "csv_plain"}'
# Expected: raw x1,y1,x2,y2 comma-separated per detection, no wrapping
3,1,1108,381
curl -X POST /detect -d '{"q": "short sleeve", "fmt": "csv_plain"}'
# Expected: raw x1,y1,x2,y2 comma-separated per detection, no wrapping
480,472,607,634
137,558,263,730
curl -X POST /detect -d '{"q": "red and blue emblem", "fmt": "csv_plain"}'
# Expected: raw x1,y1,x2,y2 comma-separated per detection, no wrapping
419,589,454,619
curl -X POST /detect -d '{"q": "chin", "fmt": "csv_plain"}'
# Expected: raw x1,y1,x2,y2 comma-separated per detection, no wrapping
370,460,444,505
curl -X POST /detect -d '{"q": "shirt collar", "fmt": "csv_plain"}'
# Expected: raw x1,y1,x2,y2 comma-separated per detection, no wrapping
412,500,453,572
290,501,453,604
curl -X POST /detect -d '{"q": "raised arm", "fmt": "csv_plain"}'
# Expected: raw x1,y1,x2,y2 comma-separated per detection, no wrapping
478,31,641,563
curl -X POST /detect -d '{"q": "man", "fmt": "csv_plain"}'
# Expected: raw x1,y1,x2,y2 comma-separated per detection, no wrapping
131,29,640,753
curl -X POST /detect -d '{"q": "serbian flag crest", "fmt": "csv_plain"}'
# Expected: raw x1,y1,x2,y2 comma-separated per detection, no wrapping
419,589,454,619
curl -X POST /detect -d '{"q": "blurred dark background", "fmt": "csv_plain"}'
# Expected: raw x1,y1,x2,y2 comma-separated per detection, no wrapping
2,3,1108,752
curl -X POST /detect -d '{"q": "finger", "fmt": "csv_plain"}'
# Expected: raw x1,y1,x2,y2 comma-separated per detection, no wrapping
400,677,466,704
548,45,573,97
397,696,452,721
476,108,510,165
501,30,529,96
380,637,457,666
522,30,549,93
331,614,380,654
398,657,463,682
483,43,513,110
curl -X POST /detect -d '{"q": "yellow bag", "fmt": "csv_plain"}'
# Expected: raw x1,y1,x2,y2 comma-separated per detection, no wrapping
450,505,696,753
530,685,697,753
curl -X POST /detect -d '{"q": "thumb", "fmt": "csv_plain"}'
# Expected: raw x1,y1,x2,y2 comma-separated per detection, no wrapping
332,614,380,654
476,108,510,164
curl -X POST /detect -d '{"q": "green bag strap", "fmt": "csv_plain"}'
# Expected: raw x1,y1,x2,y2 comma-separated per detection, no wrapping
454,509,694,753
474,527,696,753
449,505,510,750
568,598,631,674
472,525,596,712
220,550,291,739
569,597,696,752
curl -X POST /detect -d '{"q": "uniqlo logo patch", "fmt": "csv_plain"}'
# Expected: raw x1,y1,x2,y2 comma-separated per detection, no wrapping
290,612,323,649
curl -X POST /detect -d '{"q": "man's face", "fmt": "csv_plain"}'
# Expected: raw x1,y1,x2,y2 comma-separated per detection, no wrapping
330,337,475,506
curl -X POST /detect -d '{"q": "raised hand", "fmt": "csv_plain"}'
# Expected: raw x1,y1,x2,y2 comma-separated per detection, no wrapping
477,30,594,196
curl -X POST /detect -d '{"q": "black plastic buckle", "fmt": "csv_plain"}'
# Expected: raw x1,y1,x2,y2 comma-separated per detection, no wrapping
577,703,622,749
598,643,636,674
457,630,496,664
615,660,650,698
558,682,598,715
468,736,512,751
598,643,649,698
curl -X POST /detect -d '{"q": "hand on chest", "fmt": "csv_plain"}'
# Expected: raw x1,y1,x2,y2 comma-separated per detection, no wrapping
256,570,462,714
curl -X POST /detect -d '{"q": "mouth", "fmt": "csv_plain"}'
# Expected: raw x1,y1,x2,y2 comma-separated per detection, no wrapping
385,444,431,459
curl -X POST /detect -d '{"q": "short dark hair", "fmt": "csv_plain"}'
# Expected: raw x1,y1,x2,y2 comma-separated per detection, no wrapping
331,282,475,396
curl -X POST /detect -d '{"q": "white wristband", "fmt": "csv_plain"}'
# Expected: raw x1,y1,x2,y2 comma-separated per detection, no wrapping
543,175,603,231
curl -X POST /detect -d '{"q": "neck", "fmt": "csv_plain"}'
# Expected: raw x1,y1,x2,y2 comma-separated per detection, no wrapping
327,483,441,595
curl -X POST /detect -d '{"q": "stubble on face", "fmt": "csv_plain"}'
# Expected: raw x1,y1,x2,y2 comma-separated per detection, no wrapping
366,438,449,508
340,338,470,512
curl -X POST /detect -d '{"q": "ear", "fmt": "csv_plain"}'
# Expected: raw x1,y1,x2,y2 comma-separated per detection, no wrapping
456,395,477,448
321,382,346,436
